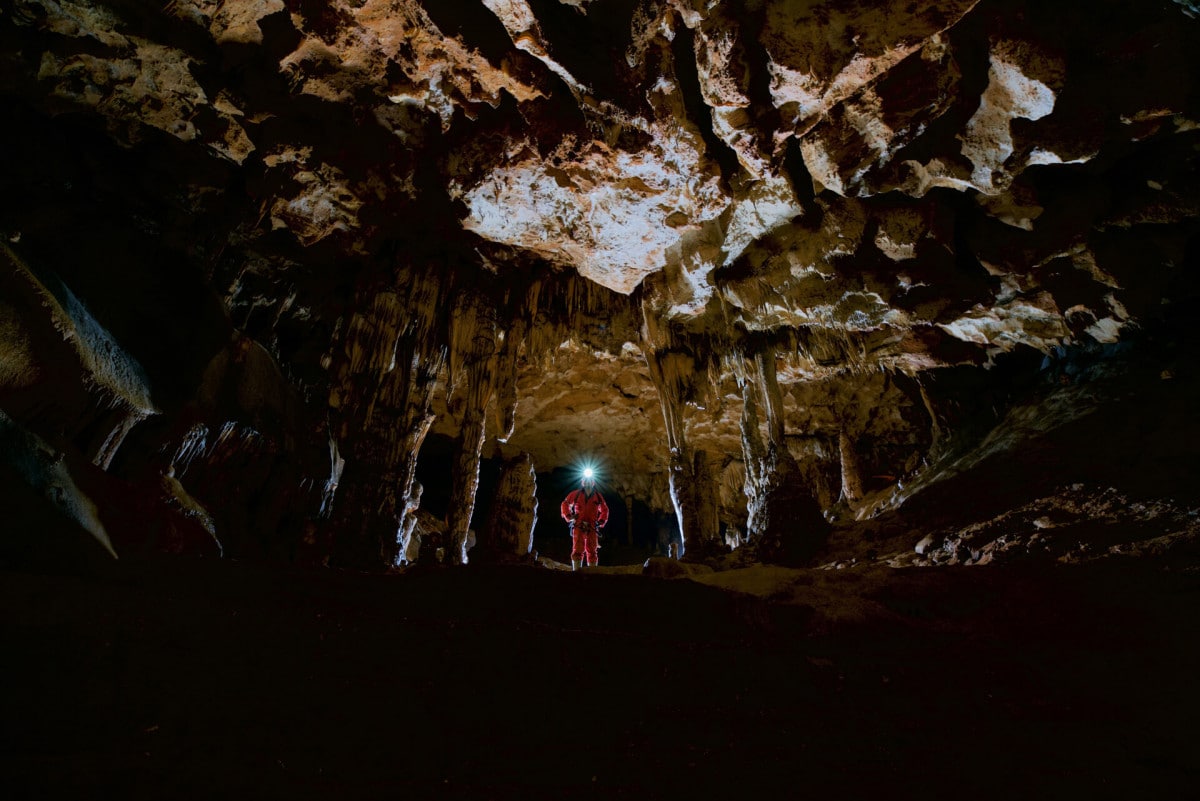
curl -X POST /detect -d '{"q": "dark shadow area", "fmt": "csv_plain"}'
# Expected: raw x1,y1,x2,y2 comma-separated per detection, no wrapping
670,23,742,189
523,0,644,108
415,433,503,534
420,0,515,66
1,556,1196,800
0,105,234,411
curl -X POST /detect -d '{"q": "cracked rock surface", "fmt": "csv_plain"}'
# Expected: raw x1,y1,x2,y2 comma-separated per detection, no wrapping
0,0,1198,569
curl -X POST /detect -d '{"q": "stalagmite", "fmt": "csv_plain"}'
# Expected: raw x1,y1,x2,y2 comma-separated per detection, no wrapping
737,371,769,536
733,345,828,564
693,449,721,553
396,482,423,566
838,430,865,505
482,452,539,561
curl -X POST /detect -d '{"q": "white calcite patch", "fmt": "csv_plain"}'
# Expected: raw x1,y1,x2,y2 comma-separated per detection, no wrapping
874,231,917,261
800,138,846,196
481,0,539,32
873,207,927,262
1085,317,1125,343
463,129,727,294
768,63,825,122
938,296,1067,352
1027,148,1094,166
721,172,804,267
898,43,1061,197
961,51,1057,193
270,163,364,246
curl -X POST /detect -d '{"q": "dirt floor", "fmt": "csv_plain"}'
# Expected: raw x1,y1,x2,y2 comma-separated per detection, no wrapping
2,555,1199,800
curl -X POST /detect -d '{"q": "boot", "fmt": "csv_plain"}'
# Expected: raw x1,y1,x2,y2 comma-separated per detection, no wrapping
571,559,581,571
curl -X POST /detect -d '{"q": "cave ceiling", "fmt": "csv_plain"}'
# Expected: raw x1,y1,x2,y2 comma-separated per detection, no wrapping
1,0,1198,565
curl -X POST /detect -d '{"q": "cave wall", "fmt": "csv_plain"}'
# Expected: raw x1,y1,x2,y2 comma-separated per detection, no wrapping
1,0,1197,568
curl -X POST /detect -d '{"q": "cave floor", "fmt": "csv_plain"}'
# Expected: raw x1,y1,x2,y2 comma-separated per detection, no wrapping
2,556,1198,800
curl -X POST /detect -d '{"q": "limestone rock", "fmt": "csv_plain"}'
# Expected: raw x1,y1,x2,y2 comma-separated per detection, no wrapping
1,0,1197,569
482,452,539,561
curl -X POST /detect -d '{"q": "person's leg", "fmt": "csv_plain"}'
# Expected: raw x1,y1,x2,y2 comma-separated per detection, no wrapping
585,530,599,567
571,527,584,570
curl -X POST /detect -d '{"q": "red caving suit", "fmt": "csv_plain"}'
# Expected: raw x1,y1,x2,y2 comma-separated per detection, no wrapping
561,486,609,566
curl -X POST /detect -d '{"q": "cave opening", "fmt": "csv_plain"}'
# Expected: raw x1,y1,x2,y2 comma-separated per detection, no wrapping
417,432,661,566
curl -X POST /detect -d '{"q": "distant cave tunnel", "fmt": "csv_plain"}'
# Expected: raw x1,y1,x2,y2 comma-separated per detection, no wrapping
416,433,665,566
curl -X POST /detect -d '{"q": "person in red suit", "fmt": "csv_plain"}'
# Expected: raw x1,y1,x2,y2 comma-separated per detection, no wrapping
560,469,609,570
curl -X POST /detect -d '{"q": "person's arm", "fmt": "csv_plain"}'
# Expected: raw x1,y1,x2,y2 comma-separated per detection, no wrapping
597,495,609,529
561,491,576,522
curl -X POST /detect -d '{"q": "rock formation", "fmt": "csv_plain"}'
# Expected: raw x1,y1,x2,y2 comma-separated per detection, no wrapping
481,451,538,561
1,0,1197,569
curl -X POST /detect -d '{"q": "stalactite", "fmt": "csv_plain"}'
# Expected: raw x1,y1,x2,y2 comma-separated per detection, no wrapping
753,347,786,445
171,424,210,474
319,432,344,519
170,419,285,559
447,409,486,564
1,245,162,484
372,340,443,566
493,279,541,442
85,407,145,470
493,334,519,443
917,378,946,460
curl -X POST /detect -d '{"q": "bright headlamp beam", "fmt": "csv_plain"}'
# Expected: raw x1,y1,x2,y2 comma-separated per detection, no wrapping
583,468,594,479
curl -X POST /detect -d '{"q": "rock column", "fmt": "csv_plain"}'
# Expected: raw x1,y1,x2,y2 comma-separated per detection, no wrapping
734,346,827,564
640,299,721,557
327,271,446,568
838,430,865,505
482,452,539,561
444,293,500,565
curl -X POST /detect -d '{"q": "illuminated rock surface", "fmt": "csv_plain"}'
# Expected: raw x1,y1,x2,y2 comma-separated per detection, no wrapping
2,0,1199,796
0,0,1196,555
1,0,1196,556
